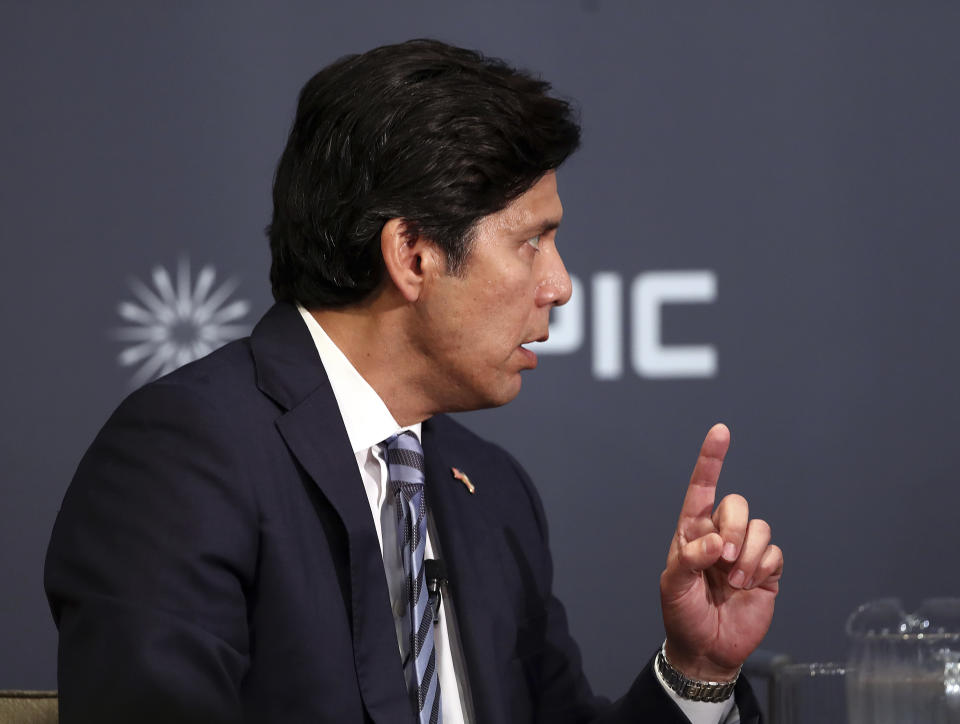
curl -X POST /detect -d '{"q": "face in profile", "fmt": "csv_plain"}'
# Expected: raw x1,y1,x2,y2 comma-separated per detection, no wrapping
412,171,572,413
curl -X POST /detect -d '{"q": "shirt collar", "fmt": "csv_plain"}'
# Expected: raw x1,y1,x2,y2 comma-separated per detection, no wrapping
297,303,421,453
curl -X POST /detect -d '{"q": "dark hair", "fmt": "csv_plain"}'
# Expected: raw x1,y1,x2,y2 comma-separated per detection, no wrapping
268,38,581,308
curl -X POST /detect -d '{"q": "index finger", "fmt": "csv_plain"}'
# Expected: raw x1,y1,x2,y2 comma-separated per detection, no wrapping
676,423,731,537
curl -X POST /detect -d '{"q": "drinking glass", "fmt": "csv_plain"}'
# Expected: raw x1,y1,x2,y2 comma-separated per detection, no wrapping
774,662,848,724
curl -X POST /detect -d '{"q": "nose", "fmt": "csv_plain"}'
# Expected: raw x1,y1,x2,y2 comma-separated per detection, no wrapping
536,244,572,307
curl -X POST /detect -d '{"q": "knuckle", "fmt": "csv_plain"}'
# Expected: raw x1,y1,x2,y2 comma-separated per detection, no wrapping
677,543,696,568
726,493,748,507
718,493,747,510
718,494,749,522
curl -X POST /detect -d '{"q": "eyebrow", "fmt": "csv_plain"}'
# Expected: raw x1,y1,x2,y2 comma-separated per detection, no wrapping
527,218,562,236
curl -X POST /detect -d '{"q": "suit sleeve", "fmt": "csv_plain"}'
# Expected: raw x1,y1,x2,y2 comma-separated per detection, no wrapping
503,453,763,724
44,381,259,724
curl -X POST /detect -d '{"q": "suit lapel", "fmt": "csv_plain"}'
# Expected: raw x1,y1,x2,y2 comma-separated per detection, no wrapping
251,303,410,724
422,420,512,724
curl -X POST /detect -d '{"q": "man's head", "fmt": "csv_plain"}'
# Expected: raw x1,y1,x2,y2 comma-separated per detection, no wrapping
268,39,581,308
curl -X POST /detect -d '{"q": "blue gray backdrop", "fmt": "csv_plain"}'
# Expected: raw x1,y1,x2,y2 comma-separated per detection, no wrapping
3,0,959,706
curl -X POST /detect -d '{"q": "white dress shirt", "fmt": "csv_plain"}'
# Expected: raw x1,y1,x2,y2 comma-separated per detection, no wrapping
298,305,470,723
297,304,737,724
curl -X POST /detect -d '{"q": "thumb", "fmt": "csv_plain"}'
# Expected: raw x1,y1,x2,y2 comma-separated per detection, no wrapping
662,532,724,593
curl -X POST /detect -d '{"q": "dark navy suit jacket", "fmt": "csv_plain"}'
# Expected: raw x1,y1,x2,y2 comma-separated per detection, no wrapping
45,302,761,723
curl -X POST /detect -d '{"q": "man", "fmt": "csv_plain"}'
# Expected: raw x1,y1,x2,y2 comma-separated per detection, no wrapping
46,39,782,723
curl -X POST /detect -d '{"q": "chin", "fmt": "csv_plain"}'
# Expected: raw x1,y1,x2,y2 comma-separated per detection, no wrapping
461,377,524,412
490,377,524,408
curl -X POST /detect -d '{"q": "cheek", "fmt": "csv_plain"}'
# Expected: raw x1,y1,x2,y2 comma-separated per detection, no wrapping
442,267,536,352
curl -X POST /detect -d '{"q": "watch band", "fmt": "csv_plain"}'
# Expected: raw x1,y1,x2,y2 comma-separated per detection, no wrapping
656,644,739,703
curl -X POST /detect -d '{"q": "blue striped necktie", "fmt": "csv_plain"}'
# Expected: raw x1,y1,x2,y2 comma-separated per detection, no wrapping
385,431,441,724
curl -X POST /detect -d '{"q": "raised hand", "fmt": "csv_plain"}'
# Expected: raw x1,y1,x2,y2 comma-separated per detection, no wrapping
659,423,783,680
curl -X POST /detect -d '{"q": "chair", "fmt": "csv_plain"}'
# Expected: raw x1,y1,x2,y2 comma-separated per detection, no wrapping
0,691,57,724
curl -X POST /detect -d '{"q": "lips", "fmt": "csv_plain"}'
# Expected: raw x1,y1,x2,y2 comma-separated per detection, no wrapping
522,333,549,345
517,344,539,368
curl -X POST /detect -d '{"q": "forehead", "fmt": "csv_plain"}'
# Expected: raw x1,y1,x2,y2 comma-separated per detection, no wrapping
480,171,563,235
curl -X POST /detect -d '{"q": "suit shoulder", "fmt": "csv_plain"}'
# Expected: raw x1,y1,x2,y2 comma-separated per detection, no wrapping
112,338,260,419
152,336,257,394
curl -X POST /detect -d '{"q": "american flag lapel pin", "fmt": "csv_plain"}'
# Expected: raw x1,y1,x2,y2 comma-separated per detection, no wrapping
451,467,475,494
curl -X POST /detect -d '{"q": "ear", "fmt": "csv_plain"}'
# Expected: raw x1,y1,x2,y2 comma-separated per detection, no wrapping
380,218,446,303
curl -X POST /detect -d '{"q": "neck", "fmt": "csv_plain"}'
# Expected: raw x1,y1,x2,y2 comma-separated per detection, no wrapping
309,298,434,427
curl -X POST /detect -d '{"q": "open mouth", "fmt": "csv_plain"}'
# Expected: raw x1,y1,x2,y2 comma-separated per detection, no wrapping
517,344,538,367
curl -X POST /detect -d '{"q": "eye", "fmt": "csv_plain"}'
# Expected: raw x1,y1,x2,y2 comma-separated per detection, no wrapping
525,234,541,251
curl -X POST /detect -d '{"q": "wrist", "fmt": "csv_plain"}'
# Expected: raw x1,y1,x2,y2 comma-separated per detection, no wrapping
658,642,741,702
662,640,742,682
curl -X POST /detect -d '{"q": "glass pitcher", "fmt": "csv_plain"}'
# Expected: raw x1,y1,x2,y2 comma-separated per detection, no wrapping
846,597,960,724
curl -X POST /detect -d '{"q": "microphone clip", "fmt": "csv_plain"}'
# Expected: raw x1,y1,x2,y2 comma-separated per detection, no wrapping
424,559,447,625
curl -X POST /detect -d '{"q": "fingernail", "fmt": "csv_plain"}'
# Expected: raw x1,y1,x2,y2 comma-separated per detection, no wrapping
746,578,755,589
729,569,745,588
722,542,737,561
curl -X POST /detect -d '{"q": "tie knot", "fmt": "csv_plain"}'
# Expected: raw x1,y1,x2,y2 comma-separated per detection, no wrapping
384,431,425,488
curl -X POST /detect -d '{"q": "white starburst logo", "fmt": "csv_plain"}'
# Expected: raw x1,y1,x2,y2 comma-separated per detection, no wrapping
114,258,252,387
